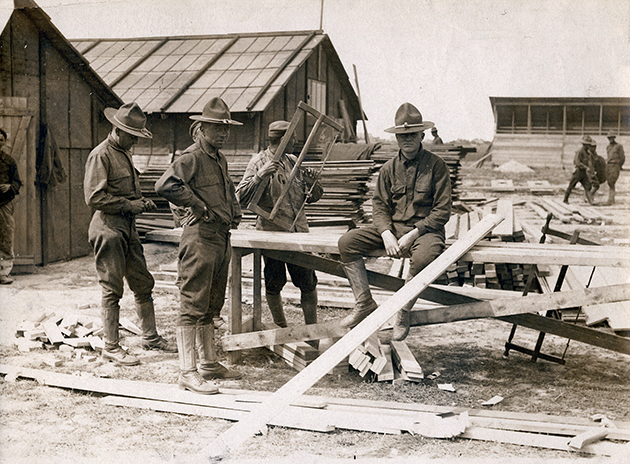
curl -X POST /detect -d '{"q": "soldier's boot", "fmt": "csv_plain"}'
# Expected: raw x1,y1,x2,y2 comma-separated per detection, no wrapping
101,298,140,366
392,275,418,341
197,324,242,380
585,187,595,205
176,326,218,394
301,289,319,349
604,186,615,206
340,259,378,329
137,299,177,352
266,292,288,328
563,189,571,204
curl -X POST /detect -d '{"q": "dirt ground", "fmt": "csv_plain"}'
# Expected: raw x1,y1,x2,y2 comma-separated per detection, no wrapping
1,163,629,464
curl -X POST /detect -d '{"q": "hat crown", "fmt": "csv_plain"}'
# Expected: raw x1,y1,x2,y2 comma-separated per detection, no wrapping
394,103,424,127
201,97,232,123
607,130,617,138
268,120,290,137
581,135,593,144
115,102,147,132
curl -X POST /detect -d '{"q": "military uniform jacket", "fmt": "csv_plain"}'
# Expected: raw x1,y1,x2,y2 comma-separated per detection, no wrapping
155,141,241,229
0,149,22,207
372,148,451,237
84,134,142,214
607,141,625,166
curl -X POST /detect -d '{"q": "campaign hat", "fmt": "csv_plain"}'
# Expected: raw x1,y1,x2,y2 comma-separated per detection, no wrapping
190,97,242,125
384,103,434,134
104,102,152,139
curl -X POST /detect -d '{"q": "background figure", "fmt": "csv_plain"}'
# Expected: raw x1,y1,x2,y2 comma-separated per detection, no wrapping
337,103,451,341
0,127,22,284
236,121,323,330
431,127,443,145
155,97,243,395
84,102,176,367
604,130,625,206
563,135,594,205
588,139,607,201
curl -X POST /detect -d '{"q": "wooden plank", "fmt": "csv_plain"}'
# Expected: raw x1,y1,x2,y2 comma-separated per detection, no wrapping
377,345,395,381
199,214,505,460
390,341,423,377
568,428,609,450
492,198,513,238
41,319,64,344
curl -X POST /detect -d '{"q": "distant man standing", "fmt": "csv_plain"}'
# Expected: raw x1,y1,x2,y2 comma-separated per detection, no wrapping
588,139,606,202
0,128,22,285
431,127,443,145
236,121,322,329
604,130,625,206
84,102,176,366
155,97,242,395
563,135,595,205
337,103,451,340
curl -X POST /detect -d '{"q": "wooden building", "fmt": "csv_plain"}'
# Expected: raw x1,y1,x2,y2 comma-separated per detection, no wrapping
489,97,629,169
0,0,122,268
70,31,365,168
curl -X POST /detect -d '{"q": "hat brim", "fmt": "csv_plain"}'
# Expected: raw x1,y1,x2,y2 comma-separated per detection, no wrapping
104,108,153,139
189,115,243,126
384,121,435,134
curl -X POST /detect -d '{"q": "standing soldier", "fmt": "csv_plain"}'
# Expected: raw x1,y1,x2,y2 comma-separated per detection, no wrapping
563,135,595,205
155,97,242,395
84,102,176,366
0,128,22,285
604,130,625,206
588,139,607,202
235,121,322,329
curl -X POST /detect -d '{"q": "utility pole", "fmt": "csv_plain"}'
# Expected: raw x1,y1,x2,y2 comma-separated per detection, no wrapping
319,0,324,31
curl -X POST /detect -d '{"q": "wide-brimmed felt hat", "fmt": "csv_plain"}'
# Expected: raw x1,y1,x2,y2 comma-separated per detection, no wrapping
580,135,593,145
590,139,597,146
384,103,434,134
268,120,290,137
190,97,242,126
104,102,152,139
607,130,617,138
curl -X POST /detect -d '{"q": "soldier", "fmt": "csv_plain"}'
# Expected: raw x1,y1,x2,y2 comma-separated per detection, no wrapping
604,130,625,206
563,135,595,205
588,139,607,202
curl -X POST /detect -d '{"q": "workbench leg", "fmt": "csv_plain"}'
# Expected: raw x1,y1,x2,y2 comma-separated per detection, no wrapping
253,249,262,332
228,249,243,364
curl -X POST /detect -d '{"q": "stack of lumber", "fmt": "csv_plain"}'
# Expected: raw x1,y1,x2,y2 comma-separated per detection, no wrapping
3,365,628,457
370,142,473,202
14,311,106,352
349,337,424,383
527,198,611,225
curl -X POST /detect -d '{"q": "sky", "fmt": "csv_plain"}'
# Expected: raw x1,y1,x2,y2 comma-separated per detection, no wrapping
25,0,630,142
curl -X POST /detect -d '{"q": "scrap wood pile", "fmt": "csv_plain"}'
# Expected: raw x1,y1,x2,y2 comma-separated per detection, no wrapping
371,142,475,202
1,364,628,457
13,310,143,355
526,197,612,225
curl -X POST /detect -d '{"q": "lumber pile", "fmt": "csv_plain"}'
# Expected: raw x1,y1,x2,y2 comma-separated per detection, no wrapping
527,198,612,225
14,311,106,353
3,364,628,457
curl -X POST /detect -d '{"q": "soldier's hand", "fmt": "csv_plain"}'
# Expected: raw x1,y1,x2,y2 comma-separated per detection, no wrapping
181,202,211,227
257,160,280,179
0,184,11,193
301,167,318,186
128,199,145,215
398,228,420,256
142,199,157,212
381,230,401,258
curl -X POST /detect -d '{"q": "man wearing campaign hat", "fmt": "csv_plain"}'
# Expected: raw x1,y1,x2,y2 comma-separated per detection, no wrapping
84,102,176,367
431,127,444,145
563,135,595,205
337,103,452,340
236,121,323,330
604,130,625,205
156,97,243,394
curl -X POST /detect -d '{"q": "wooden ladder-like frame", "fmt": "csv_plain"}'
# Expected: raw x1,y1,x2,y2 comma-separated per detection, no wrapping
246,101,344,231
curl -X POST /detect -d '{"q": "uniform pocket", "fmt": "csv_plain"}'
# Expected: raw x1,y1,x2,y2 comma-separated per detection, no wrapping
390,184,405,200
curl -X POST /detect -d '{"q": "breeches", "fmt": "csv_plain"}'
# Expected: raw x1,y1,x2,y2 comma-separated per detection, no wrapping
178,222,231,326
88,211,154,306
263,256,318,295
338,224,446,277
0,202,15,276
607,164,620,186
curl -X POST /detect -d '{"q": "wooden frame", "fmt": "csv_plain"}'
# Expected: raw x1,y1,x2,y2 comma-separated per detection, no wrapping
246,101,344,231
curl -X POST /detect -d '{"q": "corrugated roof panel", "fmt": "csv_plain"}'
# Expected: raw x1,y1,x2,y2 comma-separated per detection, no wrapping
247,52,274,69
90,57,111,72
188,38,220,55
207,38,235,54
246,36,274,53
265,35,292,52
189,69,224,89
172,39,201,55
134,72,163,89
231,69,261,88
212,70,243,89
98,56,129,74
161,71,196,91
251,85,282,112
228,36,256,54
231,86,262,112
156,72,182,89
135,54,168,72
212,54,239,71
229,53,257,71
267,51,292,67
103,71,122,85
110,55,143,74
168,88,206,113
116,71,146,90
103,41,134,56
147,88,180,111
218,87,246,108
119,87,144,103
135,40,165,56
187,54,215,72
114,40,145,59
83,41,115,60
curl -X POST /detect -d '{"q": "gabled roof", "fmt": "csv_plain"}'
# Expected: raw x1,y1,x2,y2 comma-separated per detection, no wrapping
70,31,358,115
3,0,121,108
